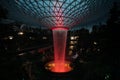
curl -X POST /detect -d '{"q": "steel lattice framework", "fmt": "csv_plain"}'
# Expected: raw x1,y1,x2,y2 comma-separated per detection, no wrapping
14,0,113,29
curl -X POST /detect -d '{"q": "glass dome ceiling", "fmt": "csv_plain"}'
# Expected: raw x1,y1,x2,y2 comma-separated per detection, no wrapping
0,0,114,29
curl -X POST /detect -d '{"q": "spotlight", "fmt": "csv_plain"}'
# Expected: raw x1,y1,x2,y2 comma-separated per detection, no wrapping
18,31,24,35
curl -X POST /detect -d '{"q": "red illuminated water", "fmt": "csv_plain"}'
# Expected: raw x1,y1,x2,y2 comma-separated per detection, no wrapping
45,61,72,73
46,4,72,73
51,27,70,73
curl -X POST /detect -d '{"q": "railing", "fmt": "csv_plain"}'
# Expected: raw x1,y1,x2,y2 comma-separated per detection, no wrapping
17,44,53,55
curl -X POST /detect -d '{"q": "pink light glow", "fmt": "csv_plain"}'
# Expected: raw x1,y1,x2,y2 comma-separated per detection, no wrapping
54,5,63,27
45,61,72,73
51,27,68,30
46,3,72,73
52,27,68,72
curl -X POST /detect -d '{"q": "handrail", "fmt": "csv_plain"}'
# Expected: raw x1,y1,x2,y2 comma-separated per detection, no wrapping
16,44,53,54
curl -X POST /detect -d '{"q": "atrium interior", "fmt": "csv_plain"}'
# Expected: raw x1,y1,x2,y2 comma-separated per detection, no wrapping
0,0,120,80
